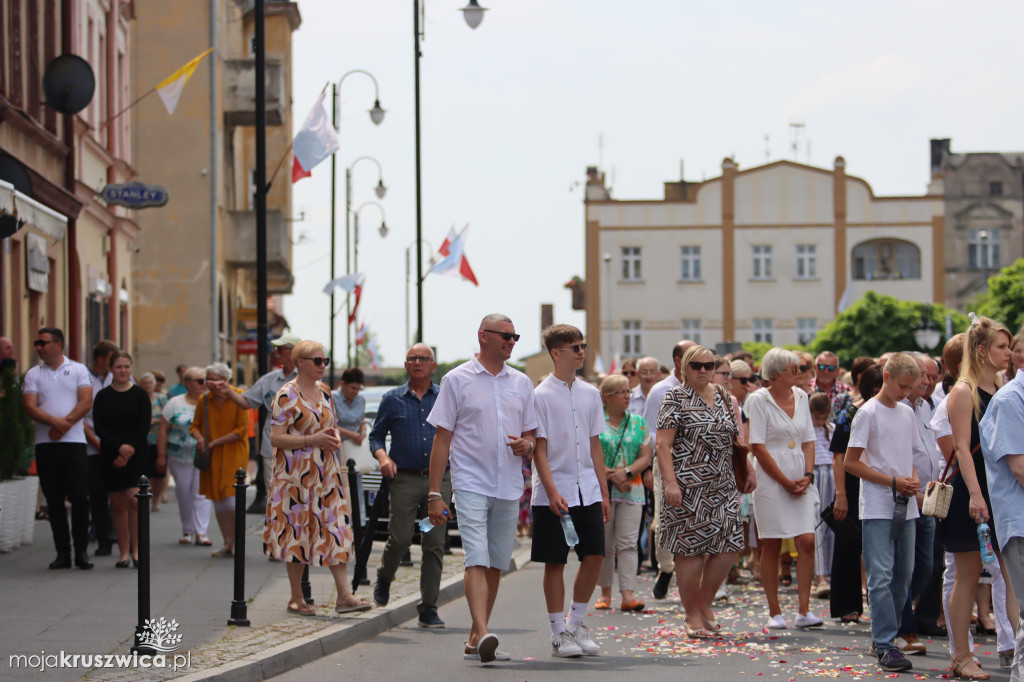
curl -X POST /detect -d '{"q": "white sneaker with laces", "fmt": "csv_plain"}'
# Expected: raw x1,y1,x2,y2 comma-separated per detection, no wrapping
795,612,824,628
566,623,600,655
551,631,583,658
767,614,790,629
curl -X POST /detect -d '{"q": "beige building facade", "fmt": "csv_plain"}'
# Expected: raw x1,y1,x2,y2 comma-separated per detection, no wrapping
0,0,137,368
583,158,945,372
132,0,298,382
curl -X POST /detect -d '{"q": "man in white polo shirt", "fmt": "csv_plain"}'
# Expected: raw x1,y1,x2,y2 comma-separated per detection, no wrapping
644,339,694,598
426,314,538,664
531,324,609,658
22,327,94,570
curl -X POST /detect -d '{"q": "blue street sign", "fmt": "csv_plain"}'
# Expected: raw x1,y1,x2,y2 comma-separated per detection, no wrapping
101,182,169,208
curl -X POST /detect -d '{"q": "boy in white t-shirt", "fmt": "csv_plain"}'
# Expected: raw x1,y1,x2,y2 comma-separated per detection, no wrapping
844,353,921,674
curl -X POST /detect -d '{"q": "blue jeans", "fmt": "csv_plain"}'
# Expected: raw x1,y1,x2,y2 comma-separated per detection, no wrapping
899,515,935,634
862,517,916,652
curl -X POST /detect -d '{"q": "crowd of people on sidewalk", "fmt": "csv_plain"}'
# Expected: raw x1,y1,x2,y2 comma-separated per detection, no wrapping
15,310,1024,679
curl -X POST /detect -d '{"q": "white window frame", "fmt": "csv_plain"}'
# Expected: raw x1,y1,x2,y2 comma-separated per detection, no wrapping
753,318,773,344
797,318,817,346
680,319,702,345
621,247,642,282
622,320,642,355
752,245,773,280
795,244,817,279
680,246,702,281
968,229,1000,270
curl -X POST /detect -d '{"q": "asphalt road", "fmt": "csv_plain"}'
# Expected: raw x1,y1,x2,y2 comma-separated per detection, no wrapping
271,561,1012,681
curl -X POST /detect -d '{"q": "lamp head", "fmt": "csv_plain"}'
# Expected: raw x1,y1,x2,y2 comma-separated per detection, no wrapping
369,99,386,125
378,221,389,239
461,0,487,29
375,180,387,199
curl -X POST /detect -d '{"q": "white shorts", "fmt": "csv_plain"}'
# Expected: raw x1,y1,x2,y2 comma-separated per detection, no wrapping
453,489,518,570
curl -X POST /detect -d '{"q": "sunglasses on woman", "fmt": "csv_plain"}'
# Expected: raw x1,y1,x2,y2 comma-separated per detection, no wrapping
688,361,716,371
798,364,812,372
302,357,331,367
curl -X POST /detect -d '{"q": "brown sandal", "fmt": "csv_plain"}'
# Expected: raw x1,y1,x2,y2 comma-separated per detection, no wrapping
951,656,991,680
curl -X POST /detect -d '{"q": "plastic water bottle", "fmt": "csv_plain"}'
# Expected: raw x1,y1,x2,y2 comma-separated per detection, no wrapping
417,510,447,533
978,522,996,566
560,512,579,547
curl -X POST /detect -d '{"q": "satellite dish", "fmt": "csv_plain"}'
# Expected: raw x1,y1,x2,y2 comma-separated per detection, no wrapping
43,54,95,115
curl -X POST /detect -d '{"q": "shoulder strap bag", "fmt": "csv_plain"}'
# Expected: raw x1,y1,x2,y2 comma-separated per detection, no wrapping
714,384,750,491
921,443,977,519
607,414,630,495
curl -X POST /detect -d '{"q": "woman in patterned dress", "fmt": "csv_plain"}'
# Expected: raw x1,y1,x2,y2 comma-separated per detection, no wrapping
746,347,821,630
658,345,754,637
265,339,372,616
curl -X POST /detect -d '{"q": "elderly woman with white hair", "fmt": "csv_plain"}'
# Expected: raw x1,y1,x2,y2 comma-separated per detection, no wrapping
745,347,821,630
190,362,250,557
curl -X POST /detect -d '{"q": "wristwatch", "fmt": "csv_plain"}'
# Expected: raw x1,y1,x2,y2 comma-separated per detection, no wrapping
804,471,815,484
624,467,633,479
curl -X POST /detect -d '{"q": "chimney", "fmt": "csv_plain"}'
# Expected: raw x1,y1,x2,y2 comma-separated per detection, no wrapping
540,304,553,334
930,138,951,178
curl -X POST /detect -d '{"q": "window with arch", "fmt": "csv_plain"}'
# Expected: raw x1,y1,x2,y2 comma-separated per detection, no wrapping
851,239,920,280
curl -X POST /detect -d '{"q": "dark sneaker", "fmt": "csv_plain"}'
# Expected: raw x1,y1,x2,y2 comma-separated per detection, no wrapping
373,578,391,607
94,542,113,557
653,571,673,599
877,648,913,672
418,607,445,629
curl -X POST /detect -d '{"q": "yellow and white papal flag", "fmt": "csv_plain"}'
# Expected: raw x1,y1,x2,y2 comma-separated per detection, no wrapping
155,48,214,115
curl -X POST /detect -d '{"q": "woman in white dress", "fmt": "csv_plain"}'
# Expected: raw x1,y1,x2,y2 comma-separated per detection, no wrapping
746,347,822,630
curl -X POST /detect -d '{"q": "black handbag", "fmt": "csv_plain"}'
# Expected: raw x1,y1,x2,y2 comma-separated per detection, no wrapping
819,501,861,544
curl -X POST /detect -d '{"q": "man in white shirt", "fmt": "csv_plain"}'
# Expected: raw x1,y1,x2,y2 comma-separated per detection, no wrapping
643,339,694,598
84,340,119,557
531,325,609,658
224,332,299,511
628,356,660,417
427,314,538,664
22,327,95,570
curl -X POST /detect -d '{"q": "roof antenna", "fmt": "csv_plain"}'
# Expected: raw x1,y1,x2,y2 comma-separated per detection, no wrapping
789,120,805,161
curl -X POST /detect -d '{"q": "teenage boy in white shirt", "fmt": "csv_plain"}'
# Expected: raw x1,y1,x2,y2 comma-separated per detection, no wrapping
844,352,921,673
531,325,610,658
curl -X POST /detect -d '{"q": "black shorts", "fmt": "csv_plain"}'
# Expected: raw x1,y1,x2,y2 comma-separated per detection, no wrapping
530,501,605,564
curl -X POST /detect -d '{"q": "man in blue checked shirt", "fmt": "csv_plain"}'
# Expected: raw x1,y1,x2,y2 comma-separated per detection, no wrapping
368,343,451,629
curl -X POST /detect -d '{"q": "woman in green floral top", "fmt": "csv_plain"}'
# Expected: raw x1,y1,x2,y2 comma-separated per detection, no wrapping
596,374,653,612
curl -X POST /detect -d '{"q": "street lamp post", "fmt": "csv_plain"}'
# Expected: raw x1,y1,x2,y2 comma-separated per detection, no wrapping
328,75,384,385
412,0,487,344
913,304,942,353
979,229,990,293
351,201,387,367
344,158,386,367
404,239,435,349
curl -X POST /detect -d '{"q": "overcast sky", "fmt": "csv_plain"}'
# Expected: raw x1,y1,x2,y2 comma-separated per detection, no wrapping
283,0,1024,369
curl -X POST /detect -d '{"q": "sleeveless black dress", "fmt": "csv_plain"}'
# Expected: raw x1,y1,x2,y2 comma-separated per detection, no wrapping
939,388,996,553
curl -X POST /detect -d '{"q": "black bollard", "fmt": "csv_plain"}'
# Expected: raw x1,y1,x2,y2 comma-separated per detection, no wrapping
227,468,250,626
301,565,313,604
132,476,156,655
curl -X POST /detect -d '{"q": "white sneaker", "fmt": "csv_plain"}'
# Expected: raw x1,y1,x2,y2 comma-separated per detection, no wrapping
715,585,729,602
795,612,824,628
551,631,583,658
767,614,790,629
566,623,600,655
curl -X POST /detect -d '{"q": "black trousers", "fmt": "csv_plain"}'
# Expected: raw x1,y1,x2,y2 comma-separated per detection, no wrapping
87,454,112,545
829,472,864,618
912,526,946,627
36,442,90,554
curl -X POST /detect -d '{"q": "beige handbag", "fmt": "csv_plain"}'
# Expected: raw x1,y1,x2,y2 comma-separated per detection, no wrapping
921,444,977,519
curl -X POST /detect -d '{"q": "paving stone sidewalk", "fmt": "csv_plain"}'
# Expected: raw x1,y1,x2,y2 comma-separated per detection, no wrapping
0,486,488,682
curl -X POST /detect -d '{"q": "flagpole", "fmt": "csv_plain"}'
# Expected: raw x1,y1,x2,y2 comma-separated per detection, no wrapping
98,86,158,129
329,82,338,387
256,0,269,382
413,0,424,344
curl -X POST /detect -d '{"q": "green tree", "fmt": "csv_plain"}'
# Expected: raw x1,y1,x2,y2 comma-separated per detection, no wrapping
975,258,1024,334
810,291,968,367
0,365,34,480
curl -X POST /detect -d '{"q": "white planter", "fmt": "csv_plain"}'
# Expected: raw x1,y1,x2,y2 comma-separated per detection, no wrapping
20,476,38,545
0,479,21,552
